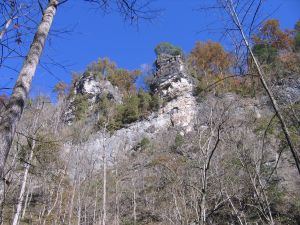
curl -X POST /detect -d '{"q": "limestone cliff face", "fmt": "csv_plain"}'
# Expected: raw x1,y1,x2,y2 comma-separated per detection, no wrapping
73,72,123,104
64,72,122,123
66,54,198,156
152,54,197,132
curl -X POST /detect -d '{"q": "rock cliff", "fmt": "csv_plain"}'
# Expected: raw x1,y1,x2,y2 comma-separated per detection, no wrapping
64,71,123,123
66,54,198,156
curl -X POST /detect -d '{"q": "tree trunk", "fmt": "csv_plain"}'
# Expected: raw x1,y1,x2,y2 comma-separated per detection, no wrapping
0,18,13,40
21,181,32,219
68,182,76,225
132,178,137,225
12,141,35,225
0,0,58,182
102,148,107,225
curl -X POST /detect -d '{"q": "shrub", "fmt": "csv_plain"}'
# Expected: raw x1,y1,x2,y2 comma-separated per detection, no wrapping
138,89,152,116
73,94,89,121
154,42,183,56
252,44,278,64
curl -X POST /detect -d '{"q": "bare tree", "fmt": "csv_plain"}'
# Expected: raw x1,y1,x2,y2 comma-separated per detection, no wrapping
217,0,300,176
0,0,158,204
12,100,44,225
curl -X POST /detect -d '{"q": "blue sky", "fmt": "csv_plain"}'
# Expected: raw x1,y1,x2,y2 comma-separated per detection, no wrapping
1,0,299,99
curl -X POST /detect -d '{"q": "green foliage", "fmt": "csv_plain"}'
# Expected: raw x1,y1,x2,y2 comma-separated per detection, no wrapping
99,92,162,131
154,42,183,56
194,73,257,98
268,180,285,203
98,94,111,117
122,95,141,124
171,133,184,151
133,137,151,152
68,73,81,98
31,133,63,175
138,89,153,117
254,117,278,135
174,133,184,147
96,94,114,129
252,44,278,64
295,32,300,52
73,94,89,121
140,137,150,148
293,19,300,53
149,94,161,111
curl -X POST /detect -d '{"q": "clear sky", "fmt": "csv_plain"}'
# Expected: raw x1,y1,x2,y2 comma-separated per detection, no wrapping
1,0,299,100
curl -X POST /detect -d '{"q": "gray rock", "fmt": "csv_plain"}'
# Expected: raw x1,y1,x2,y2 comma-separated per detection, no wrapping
63,72,122,123
273,77,300,105
66,54,198,161
74,71,123,104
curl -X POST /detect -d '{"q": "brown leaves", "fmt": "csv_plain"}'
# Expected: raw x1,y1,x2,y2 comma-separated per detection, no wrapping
252,19,294,50
189,40,232,76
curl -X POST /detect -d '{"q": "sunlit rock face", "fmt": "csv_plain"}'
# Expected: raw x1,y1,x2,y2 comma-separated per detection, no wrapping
152,54,197,132
67,54,198,159
73,71,123,104
101,54,197,150
63,72,122,123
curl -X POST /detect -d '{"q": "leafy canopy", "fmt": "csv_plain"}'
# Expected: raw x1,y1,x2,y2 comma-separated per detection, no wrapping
188,40,232,76
154,42,183,56
252,19,294,50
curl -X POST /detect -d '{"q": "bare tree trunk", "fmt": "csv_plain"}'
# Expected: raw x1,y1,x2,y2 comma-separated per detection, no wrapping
42,172,65,225
102,147,107,225
172,188,182,224
200,170,207,225
226,192,245,225
77,191,81,225
114,166,120,225
21,181,32,219
68,182,76,225
55,187,64,225
0,0,58,184
224,0,300,176
93,188,98,224
132,178,137,225
12,141,34,225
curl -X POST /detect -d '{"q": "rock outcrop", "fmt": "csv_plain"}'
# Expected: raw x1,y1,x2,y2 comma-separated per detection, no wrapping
273,77,300,105
152,54,197,132
73,72,123,104
64,72,122,123
67,54,198,156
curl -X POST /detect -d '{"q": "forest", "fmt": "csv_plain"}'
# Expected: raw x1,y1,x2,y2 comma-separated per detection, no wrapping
0,0,300,225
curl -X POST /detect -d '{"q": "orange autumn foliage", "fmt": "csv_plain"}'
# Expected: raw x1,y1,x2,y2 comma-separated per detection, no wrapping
252,19,294,50
189,40,232,76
